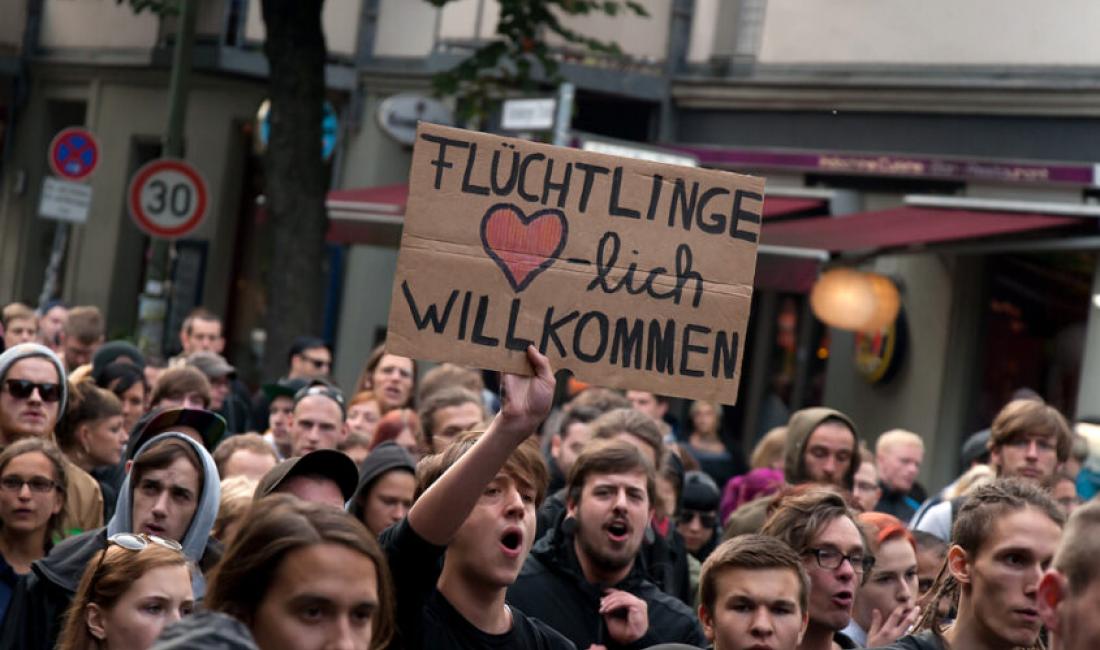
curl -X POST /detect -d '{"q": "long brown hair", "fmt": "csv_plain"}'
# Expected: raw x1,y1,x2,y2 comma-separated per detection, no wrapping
356,345,417,409
56,542,192,650
913,478,1064,646
205,494,395,649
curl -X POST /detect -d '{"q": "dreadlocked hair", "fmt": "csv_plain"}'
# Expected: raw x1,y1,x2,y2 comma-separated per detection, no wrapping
913,478,1064,648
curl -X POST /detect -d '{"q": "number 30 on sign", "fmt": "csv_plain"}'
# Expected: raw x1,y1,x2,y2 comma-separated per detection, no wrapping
127,159,209,239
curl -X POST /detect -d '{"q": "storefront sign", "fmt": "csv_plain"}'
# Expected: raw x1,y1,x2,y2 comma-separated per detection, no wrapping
674,145,1098,187
501,98,556,131
387,124,765,404
855,310,907,384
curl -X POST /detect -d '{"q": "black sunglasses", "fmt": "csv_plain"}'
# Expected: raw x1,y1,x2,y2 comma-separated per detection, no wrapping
3,379,62,403
300,354,331,370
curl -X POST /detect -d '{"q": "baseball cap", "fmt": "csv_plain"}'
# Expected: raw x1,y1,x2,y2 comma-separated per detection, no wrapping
253,449,359,503
92,341,146,375
186,351,235,380
261,377,310,402
126,407,228,457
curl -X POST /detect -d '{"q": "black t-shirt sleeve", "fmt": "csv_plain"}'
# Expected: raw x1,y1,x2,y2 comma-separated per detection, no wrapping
380,517,447,648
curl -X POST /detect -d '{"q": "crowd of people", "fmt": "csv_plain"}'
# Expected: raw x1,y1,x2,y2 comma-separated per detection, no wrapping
0,298,1098,650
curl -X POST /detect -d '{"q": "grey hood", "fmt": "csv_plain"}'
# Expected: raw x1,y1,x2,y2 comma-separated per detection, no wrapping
108,431,221,596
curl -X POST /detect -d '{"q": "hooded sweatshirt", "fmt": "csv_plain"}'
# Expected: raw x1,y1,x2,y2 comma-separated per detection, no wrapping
0,432,222,650
722,407,860,539
347,441,416,524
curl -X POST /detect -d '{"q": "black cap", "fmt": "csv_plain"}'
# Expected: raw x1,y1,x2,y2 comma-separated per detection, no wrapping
92,341,146,375
126,407,227,457
254,449,359,503
681,470,721,512
960,429,992,468
261,377,310,402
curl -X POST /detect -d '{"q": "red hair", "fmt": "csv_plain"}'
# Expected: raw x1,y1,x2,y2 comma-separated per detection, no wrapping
369,408,421,451
857,511,915,554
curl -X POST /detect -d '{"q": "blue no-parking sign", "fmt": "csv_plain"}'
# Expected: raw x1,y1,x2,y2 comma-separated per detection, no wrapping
49,127,100,181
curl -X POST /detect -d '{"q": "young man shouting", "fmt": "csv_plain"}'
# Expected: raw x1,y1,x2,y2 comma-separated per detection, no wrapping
380,346,573,648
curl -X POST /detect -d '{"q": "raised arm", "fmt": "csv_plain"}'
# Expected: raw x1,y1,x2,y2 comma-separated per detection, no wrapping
408,345,555,545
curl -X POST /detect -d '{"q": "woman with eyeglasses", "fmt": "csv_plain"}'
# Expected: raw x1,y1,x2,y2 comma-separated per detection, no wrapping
56,532,193,650
55,381,129,521
0,439,67,625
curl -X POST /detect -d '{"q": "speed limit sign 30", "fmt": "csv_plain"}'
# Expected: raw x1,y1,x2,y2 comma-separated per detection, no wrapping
128,159,209,239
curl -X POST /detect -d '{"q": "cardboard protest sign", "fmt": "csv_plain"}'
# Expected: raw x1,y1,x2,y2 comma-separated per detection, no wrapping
386,123,765,404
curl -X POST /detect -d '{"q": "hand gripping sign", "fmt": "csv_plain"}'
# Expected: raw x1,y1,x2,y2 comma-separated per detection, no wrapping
387,124,765,405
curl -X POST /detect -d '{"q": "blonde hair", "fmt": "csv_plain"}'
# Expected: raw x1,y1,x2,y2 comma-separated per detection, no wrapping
750,427,787,470
945,463,995,500
875,429,923,455
213,475,258,542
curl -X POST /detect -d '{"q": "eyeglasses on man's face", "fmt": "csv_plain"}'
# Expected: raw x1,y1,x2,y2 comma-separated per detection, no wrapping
803,547,874,574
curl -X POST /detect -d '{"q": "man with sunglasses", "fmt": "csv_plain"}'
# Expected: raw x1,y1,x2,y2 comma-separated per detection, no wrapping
290,380,348,457
761,486,870,650
0,343,103,538
1,431,221,650
288,336,332,380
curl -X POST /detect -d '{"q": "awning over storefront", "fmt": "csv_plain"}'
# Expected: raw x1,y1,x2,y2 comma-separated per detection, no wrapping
761,206,1086,254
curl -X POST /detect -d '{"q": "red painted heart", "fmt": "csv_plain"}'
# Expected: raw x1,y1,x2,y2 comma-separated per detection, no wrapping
480,203,569,293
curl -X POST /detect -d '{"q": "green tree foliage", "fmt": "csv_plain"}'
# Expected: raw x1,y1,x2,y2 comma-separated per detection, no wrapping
428,0,648,121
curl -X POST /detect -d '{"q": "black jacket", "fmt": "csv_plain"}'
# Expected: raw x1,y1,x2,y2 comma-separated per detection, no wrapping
506,526,706,650
536,488,694,606
0,527,223,650
874,482,926,523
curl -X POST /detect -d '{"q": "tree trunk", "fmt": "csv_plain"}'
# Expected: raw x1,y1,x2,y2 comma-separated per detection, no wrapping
260,0,328,381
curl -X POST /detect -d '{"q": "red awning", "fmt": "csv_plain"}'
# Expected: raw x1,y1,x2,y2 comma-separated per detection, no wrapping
761,206,1085,253
762,196,826,219
327,183,408,213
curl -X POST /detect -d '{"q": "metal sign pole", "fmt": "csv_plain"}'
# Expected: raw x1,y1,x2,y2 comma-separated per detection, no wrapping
552,82,574,147
138,0,197,360
37,222,70,311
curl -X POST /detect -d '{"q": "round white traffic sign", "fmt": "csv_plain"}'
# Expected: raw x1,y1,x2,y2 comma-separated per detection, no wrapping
127,159,208,239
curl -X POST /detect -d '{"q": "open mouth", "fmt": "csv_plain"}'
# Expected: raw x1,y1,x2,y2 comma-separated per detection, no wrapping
606,520,630,543
832,591,853,608
499,529,523,557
